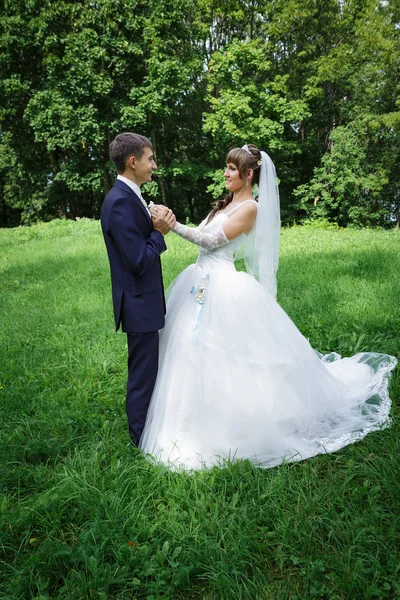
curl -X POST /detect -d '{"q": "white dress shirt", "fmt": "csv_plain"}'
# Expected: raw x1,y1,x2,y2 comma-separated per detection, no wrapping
117,175,150,215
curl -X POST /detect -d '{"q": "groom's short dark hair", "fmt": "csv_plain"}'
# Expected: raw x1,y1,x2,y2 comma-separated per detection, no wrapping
109,133,152,173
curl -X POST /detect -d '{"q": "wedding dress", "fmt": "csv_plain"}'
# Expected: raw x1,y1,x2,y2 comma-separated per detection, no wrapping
140,202,397,470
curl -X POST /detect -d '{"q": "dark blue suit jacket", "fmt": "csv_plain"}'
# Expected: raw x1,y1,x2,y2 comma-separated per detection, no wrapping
100,179,167,333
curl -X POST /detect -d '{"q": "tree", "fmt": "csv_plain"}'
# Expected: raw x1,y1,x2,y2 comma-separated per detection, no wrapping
0,0,398,226
294,0,400,226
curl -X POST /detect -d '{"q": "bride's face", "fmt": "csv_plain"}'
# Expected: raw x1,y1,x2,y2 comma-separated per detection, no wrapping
224,162,244,193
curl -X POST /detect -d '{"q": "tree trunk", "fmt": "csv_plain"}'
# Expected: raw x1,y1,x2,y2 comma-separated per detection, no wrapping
159,178,168,207
102,133,113,194
103,171,112,194
151,127,168,206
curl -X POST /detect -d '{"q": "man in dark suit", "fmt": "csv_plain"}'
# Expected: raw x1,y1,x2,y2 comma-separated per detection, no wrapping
101,132,175,446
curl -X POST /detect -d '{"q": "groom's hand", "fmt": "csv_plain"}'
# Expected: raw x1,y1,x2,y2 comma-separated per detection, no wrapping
151,205,176,236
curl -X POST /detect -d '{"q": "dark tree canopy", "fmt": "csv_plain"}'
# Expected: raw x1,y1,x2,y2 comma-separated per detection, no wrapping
0,0,399,227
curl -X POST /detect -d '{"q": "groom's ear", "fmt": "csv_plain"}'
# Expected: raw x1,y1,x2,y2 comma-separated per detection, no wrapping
125,154,136,171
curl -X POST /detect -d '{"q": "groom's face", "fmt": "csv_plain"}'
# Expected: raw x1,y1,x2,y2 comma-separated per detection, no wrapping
130,146,157,186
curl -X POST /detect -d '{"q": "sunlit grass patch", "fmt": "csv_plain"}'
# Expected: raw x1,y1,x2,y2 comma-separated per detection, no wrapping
0,220,399,599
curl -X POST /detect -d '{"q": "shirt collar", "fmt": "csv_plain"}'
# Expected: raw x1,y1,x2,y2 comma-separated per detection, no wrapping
117,175,142,199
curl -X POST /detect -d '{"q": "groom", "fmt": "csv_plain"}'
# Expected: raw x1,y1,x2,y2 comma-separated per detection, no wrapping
101,132,175,446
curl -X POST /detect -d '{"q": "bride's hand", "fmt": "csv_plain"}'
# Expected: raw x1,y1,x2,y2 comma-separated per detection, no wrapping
151,206,176,236
150,204,169,218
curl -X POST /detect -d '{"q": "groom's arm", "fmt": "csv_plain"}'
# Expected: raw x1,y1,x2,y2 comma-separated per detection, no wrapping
110,196,167,277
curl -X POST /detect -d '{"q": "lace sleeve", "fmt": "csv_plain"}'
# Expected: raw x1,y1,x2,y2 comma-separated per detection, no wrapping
172,221,228,250
198,216,209,229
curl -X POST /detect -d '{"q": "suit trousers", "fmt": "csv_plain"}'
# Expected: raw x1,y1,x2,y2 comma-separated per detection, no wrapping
127,331,159,446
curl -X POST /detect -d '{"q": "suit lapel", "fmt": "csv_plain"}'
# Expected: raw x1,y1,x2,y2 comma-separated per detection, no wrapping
114,179,152,225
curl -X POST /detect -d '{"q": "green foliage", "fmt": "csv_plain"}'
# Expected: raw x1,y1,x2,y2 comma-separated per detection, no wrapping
294,0,400,226
204,39,310,155
0,0,399,226
0,221,399,599
294,121,392,226
206,167,226,199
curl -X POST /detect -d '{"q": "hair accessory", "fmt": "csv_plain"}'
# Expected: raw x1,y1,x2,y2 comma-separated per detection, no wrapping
243,144,262,165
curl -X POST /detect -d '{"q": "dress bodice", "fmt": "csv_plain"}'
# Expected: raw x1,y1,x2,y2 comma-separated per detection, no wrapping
195,203,254,271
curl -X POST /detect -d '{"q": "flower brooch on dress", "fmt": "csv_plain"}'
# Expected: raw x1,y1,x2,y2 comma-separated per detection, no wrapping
190,274,210,305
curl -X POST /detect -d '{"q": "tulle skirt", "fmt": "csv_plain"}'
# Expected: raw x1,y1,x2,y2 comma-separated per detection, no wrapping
140,264,397,470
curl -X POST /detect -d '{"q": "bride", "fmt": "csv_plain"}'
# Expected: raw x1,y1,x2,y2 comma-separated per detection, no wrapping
140,144,397,470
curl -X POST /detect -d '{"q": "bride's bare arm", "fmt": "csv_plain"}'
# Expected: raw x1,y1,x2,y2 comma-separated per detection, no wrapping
223,202,258,238
168,202,258,250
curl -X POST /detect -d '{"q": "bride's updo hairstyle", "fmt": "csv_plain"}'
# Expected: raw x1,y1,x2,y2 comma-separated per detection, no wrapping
207,144,262,224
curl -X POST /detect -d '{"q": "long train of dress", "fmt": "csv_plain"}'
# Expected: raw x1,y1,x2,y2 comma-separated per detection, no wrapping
140,214,397,470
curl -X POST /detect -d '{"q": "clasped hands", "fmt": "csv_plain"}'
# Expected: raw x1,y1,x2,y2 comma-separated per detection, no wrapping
150,204,176,236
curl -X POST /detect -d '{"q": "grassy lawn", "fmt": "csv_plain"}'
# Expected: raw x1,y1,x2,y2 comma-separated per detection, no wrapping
0,219,399,600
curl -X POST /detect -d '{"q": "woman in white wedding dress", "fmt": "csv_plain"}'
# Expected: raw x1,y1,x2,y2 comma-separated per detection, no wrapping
140,144,397,470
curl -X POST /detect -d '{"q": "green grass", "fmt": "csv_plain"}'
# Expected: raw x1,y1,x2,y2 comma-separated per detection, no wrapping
0,219,399,600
